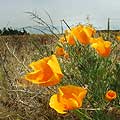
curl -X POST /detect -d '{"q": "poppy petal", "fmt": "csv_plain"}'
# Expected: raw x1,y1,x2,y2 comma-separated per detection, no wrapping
49,94,67,114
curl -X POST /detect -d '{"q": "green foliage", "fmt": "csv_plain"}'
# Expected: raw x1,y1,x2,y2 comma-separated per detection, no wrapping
57,30,120,119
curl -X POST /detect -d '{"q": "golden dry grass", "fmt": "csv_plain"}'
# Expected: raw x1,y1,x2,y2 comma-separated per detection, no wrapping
0,35,80,120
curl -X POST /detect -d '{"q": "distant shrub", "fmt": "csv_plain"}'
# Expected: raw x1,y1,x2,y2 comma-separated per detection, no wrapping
0,27,29,36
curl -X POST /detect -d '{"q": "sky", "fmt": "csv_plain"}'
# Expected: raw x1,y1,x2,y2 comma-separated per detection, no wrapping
0,0,120,31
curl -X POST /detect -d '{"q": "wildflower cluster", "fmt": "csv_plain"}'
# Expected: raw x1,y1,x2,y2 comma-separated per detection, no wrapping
23,23,119,116
56,24,111,58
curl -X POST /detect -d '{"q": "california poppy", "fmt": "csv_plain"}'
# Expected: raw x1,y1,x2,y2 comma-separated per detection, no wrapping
66,34,75,45
91,38,111,57
105,90,117,101
71,25,95,45
49,85,87,114
24,55,63,86
90,37,104,44
116,36,120,41
55,46,65,56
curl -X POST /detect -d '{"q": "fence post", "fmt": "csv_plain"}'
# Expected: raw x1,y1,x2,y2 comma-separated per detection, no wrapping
107,18,110,39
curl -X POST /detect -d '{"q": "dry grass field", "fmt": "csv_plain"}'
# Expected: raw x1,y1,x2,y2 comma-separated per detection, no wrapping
0,35,79,120
0,31,120,120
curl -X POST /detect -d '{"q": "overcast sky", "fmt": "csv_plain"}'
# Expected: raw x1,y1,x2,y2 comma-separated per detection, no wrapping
0,0,120,30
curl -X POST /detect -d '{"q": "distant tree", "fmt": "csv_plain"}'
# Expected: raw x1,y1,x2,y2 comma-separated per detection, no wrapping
1,27,29,36
8,27,14,35
22,28,29,35
2,27,9,35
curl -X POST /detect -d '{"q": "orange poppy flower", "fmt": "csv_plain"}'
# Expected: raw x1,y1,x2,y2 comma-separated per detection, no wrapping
55,46,65,56
91,38,111,57
71,25,95,45
66,34,75,45
24,55,63,86
49,85,87,114
85,25,96,37
90,37,104,44
116,36,120,41
105,90,117,101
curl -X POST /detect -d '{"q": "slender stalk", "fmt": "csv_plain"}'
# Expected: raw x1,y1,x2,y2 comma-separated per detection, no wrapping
5,42,30,72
